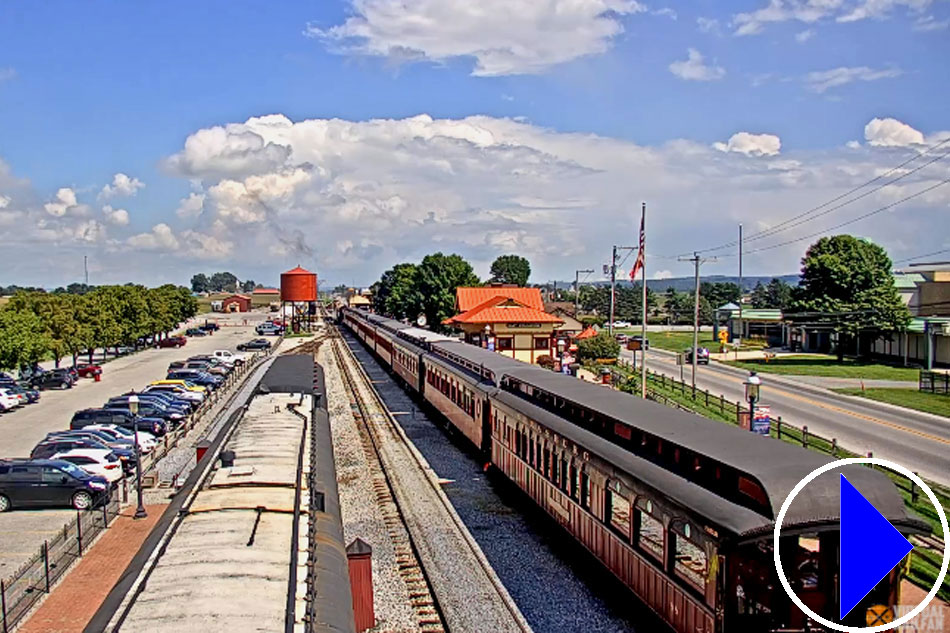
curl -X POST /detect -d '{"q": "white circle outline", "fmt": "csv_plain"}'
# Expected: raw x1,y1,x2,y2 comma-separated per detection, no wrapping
773,457,949,633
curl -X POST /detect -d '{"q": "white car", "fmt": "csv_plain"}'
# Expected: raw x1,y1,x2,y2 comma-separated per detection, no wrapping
213,350,247,366
0,388,20,412
613,320,631,328
84,424,157,453
52,449,123,483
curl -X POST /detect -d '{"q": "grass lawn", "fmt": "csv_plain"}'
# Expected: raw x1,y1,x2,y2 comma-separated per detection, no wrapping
722,355,920,381
834,387,950,418
616,329,719,352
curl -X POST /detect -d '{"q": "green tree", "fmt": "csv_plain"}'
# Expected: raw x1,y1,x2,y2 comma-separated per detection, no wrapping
700,282,741,309
789,235,910,358
489,254,531,286
0,308,49,371
241,279,256,293
7,292,85,367
209,271,238,292
191,273,211,293
576,331,620,361
751,278,793,309
417,253,480,330
373,263,423,320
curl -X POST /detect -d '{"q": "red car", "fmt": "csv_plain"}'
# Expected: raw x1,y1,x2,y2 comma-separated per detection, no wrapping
74,363,102,378
157,336,187,348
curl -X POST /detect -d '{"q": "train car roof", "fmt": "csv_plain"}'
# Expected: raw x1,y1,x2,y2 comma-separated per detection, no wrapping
399,326,454,343
430,340,541,386
365,313,411,330
500,367,926,535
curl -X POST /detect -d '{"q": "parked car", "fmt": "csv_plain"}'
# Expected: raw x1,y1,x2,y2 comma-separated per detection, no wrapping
74,363,103,379
167,360,186,372
185,327,207,337
149,379,207,395
117,390,195,413
83,424,157,452
143,383,205,404
0,388,21,412
105,396,187,423
47,429,137,452
5,385,40,404
29,371,73,391
213,349,247,365
166,370,222,390
115,345,135,355
50,449,123,484
157,336,187,348
183,360,228,376
70,408,168,437
613,320,631,328
255,322,283,336
32,437,115,460
684,346,710,365
199,322,220,332
237,338,271,351
615,333,629,344
0,459,110,511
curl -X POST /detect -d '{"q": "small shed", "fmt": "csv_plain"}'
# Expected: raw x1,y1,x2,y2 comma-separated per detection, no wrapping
221,294,251,313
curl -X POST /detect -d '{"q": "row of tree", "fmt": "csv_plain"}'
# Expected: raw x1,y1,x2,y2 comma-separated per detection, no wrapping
190,272,260,294
0,285,198,371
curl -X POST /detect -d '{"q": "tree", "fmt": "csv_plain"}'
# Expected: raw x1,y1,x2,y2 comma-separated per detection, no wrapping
751,278,793,309
416,253,480,330
576,331,620,361
209,272,238,293
0,308,49,371
700,282,741,310
373,263,423,320
789,235,910,357
191,273,210,293
489,254,531,286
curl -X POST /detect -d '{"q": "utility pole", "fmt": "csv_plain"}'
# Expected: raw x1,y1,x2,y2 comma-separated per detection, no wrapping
737,224,743,356
679,252,717,389
84,255,89,287
574,269,594,317
608,245,636,335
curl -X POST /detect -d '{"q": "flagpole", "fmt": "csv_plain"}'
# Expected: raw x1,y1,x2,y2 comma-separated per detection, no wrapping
640,202,647,399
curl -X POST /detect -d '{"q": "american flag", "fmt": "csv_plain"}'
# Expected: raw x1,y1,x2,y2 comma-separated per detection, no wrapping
629,207,645,280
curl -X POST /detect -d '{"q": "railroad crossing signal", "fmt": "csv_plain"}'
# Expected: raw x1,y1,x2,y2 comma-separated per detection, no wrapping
718,330,729,344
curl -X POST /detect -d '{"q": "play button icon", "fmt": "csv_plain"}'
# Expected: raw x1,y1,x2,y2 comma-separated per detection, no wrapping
840,474,914,620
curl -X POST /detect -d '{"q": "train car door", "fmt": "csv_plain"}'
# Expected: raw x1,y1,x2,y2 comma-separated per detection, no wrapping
479,398,491,455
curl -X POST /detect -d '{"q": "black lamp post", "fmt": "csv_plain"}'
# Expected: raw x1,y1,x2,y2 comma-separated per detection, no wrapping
127,394,147,519
743,371,761,427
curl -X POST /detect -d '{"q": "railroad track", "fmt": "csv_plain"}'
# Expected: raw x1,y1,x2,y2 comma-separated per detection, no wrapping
329,325,533,633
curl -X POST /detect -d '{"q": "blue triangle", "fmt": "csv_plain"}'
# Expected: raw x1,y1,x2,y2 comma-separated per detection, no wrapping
840,474,913,620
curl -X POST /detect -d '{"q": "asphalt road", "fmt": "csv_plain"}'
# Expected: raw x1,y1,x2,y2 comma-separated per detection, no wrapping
621,348,950,485
0,310,272,579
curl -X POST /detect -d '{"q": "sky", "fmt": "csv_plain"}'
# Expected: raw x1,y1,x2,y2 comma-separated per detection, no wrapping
0,0,948,289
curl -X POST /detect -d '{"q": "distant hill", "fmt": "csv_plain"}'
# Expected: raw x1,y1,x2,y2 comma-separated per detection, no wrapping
551,274,799,293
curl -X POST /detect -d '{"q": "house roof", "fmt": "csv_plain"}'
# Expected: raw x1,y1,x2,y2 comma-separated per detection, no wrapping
223,294,250,301
907,317,950,334
444,295,563,325
893,272,926,290
252,287,280,294
456,286,544,312
723,308,784,322
575,326,599,340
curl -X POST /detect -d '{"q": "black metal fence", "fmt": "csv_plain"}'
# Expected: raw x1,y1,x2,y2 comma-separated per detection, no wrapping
920,370,950,395
1,493,121,632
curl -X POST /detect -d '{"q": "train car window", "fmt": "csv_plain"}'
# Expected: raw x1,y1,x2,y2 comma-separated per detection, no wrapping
543,446,551,477
529,435,535,465
738,476,770,512
672,522,709,592
535,439,542,471
560,457,569,491
580,470,590,509
606,482,632,540
570,462,579,500
551,452,559,483
636,499,664,561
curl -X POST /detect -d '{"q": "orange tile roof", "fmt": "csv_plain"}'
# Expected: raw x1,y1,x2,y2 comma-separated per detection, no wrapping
574,326,598,340
445,295,563,325
252,287,279,294
455,286,544,312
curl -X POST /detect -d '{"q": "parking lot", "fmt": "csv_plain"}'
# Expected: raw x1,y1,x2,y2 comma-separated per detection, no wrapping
0,310,274,578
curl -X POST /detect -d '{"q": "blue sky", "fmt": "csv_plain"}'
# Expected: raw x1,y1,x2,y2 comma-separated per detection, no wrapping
1,0,948,288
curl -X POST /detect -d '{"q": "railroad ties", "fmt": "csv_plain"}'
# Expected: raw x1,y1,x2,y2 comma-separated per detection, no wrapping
330,332,533,633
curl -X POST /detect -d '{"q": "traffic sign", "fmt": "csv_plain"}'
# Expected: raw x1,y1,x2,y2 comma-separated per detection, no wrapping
840,474,914,620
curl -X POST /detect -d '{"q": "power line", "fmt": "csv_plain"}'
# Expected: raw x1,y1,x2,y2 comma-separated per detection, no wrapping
744,177,950,255
893,247,950,265
676,136,950,257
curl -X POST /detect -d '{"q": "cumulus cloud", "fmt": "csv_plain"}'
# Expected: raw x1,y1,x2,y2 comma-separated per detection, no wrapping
0,195,9,209
697,17,721,33
99,172,145,199
669,49,725,81
0,67,15,82
652,8,677,19
804,66,902,93
733,0,932,35
864,117,925,147
795,28,815,42
44,187,80,217
714,132,782,156
74,220,107,243
102,205,130,226
914,14,949,30
127,223,180,250
176,192,206,219
307,0,646,76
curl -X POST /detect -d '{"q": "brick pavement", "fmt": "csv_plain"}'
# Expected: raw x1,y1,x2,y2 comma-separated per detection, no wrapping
17,505,167,633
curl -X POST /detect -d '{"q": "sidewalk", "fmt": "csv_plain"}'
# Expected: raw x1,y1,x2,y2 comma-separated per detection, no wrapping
17,504,166,633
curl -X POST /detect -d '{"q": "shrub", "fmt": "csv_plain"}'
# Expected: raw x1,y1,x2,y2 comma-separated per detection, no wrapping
536,354,556,370
577,332,620,362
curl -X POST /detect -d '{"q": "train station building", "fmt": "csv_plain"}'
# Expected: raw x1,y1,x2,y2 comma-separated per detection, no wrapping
443,286,563,364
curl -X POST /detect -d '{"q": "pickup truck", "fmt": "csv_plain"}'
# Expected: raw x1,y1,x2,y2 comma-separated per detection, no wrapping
213,350,247,365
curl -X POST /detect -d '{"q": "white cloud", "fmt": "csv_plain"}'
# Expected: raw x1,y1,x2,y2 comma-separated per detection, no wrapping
804,65,902,93
713,132,782,156
697,17,721,33
653,269,673,280
74,220,107,243
734,0,933,34
127,223,180,250
0,67,15,82
99,172,145,199
846,140,862,149
795,28,815,42
652,7,677,19
307,0,646,76
914,14,949,30
864,117,925,147
176,192,206,219
0,195,9,209
669,48,725,81
101,205,130,226
44,187,79,217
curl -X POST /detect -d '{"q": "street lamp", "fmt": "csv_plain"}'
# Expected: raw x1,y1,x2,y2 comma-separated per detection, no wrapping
556,338,566,371
483,324,491,349
127,394,147,520
744,371,761,423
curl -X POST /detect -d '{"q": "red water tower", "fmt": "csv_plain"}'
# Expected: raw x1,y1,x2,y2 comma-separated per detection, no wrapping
280,266,318,302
